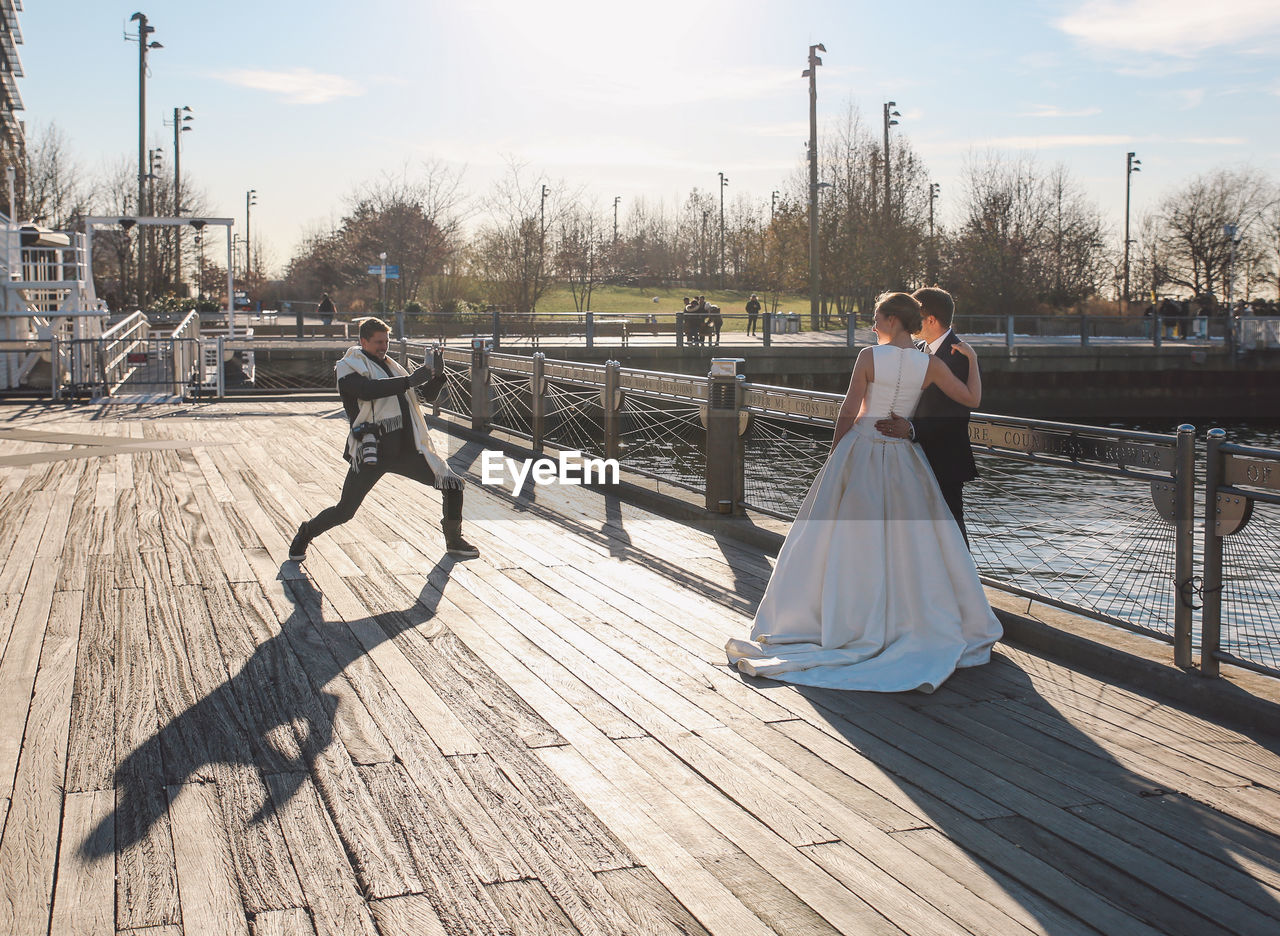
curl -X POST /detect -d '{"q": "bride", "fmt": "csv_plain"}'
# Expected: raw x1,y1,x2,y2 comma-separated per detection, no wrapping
725,292,1002,692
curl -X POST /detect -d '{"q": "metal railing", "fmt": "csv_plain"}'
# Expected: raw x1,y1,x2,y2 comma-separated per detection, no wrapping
5,330,1275,675
401,340,1280,675
1202,433,1280,676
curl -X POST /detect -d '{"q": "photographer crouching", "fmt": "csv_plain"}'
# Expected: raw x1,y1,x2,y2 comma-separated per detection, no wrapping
289,317,480,562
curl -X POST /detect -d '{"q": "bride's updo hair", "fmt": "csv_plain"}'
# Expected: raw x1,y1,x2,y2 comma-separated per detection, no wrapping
874,291,923,334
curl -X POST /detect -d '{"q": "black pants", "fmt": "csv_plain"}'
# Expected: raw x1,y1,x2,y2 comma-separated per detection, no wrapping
938,478,969,549
308,454,462,538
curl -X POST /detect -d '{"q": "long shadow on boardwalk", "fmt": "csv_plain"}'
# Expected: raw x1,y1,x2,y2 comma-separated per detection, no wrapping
81,557,457,859
762,656,1280,936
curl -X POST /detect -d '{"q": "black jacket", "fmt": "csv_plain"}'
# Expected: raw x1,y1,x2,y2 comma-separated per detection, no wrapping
337,351,446,462
913,331,977,487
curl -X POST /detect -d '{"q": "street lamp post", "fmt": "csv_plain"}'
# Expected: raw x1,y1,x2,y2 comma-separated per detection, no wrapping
1123,151,1141,311
169,105,192,287
883,101,900,220
245,189,257,284
147,149,162,286
129,12,161,307
718,171,729,288
1224,224,1241,305
771,190,779,222
612,195,620,246
803,42,825,331
928,181,940,282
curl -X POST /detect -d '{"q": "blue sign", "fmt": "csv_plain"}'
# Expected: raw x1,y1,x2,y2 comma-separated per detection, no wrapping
367,264,401,279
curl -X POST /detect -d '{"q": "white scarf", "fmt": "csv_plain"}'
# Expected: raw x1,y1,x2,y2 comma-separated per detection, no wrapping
335,346,460,488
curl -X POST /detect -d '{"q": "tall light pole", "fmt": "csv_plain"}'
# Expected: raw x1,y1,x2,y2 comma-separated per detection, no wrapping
168,105,192,287
1123,151,1141,311
536,183,549,314
1224,224,1241,305
612,195,620,246
245,188,257,283
883,101,900,220
147,149,162,283
129,12,161,306
771,190,779,222
718,171,729,288
928,181,940,282
803,42,825,330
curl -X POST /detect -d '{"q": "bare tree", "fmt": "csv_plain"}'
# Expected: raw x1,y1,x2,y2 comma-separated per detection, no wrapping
944,152,1107,316
471,161,565,315
555,202,604,313
285,161,464,316
1156,167,1276,301
21,122,92,230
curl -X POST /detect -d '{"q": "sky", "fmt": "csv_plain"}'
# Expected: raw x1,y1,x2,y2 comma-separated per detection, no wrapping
16,0,1280,276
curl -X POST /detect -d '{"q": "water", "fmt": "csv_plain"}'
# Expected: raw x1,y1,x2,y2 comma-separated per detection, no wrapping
626,418,1280,672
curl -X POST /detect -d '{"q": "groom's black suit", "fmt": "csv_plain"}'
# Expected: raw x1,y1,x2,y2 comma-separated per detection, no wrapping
914,330,977,544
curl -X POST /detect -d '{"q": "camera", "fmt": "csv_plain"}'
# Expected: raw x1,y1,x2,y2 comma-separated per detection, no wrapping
353,423,379,468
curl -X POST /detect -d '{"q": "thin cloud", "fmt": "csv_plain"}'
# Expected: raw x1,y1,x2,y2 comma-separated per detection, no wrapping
1017,105,1103,118
218,67,364,104
1055,0,1280,55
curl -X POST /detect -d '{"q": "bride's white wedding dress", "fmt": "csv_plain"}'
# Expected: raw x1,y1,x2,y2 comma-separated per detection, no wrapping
726,344,1001,692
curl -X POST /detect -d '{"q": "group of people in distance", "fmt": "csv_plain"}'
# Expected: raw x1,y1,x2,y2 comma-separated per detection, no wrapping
293,284,999,695
682,295,723,345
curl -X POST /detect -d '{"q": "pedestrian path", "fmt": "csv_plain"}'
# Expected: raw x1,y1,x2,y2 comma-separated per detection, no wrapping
0,400,1276,935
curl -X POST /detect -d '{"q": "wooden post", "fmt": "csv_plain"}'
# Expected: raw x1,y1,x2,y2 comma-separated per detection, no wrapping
762,312,772,348
676,312,684,349
705,358,745,514
586,311,595,350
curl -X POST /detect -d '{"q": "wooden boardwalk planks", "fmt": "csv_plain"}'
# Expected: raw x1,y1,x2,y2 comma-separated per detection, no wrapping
1,401,1279,935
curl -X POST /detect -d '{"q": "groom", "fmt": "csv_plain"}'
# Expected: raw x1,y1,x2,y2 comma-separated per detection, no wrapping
875,287,977,545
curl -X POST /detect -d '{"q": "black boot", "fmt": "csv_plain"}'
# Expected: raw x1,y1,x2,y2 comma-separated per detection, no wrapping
441,489,479,558
288,520,312,562
442,520,479,558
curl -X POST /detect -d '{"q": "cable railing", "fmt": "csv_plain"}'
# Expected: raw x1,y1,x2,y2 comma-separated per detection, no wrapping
1202,435,1280,676
400,340,1280,676
5,328,1275,675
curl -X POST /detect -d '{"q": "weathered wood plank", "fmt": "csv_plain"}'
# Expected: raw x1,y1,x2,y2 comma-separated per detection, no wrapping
890,826,1104,936
594,866,715,936
366,895,449,936
264,772,380,936
284,580,531,887
399,567,643,741
251,907,318,936
537,744,784,936
0,490,51,594
0,539,62,805
166,781,252,936
357,763,512,935
64,560,117,793
113,586,180,930
0,590,81,936
49,789,115,936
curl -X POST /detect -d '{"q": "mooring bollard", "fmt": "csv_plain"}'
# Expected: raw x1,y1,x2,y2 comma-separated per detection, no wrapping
705,357,746,514
602,359,621,463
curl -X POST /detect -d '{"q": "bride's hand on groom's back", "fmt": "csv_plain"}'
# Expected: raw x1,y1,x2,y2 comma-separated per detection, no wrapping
951,339,977,360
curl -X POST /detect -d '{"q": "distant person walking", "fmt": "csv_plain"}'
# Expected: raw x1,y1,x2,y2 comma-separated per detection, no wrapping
746,294,761,336
317,292,337,324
